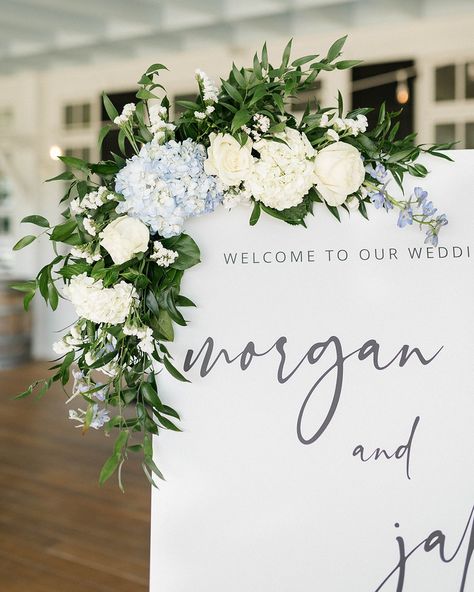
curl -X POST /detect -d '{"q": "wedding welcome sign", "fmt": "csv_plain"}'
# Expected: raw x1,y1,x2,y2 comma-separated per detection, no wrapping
150,152,474,592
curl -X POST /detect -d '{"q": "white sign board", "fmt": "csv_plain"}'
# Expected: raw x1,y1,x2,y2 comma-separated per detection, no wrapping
151,152,474,592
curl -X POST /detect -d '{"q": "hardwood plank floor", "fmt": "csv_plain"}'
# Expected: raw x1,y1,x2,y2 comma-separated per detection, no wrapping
0,362,150,591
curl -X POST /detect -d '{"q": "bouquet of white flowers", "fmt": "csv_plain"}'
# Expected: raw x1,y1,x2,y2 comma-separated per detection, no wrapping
12,36,451,489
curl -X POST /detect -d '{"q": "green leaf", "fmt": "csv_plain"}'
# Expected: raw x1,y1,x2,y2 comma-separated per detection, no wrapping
46,171,75,183
102,92,118,121
162,233,200,270
13,235,36,251
326,203,341,222
175,295,195,307
58,155,89,173
50,219,77,242
89,350,117,370
249,201,261,226
157,309,174,341
146,63,168,75
336,59,363,69
222,80,244,104
291,54,318,67
161,405,180,420
261,42,268,70
98,125,112,150
156,413,181,432
10,280,36,293
163,357,190,383
231,109,251,133
175,99,201,111
136,88,157,100
326,35,347,62
231,63,246,88
99,453,121,486
21,215,50,228
23,291,35,311
141,382,163,411
113,431,129,455
15,385,33,400
144,457,165,481
48,283,59,311
281,39,293,68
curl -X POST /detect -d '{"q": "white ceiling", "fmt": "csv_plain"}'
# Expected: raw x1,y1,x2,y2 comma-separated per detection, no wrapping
0,0,472,74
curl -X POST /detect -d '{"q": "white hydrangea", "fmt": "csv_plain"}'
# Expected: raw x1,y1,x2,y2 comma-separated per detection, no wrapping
63,273,137,325
150,241,178,267
245,127,316,210
114,103,136,126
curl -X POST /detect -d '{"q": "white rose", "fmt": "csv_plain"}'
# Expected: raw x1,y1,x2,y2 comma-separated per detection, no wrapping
100,216,149,264
313,142,365,207
204,133,253,187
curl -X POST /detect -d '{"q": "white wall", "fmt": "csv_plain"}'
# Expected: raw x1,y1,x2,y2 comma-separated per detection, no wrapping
0,11,472,358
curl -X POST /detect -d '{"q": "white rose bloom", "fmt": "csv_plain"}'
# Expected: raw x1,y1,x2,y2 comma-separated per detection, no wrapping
246,127,316,211
100,215,149,265
313,141,365,207
204,133,253,187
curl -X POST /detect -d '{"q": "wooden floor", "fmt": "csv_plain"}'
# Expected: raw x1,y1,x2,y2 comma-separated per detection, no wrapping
0,362,150,592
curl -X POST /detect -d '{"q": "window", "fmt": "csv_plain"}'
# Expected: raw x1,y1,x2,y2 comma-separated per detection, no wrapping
466,123,474,149
64,147,91,162
0,216,10,235
63,103,92,128
435,65,455,101
465,63,474,99
290,81,322,114
435,123,456,145
174,93,198,117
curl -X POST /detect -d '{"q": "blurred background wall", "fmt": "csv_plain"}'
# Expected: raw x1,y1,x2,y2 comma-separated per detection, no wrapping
0,0,473,362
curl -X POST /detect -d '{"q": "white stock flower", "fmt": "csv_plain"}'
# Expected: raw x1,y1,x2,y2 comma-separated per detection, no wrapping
114,103,136,126
204,133,254,187
100,215,149,265
326,129,339,142
313,141,365,207
150,241,178,267
246,127,316,210
53,339,74,356
83,217,97,237
345,195,360,211
195,69,219,104
63,273,137,325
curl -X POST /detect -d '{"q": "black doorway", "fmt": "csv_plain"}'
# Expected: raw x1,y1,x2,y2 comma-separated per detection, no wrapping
351,60,415,138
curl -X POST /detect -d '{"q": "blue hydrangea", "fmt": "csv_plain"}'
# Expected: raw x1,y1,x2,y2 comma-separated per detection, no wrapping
115,139,223,238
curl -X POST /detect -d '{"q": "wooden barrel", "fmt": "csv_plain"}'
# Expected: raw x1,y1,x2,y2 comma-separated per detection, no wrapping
0,281,31,369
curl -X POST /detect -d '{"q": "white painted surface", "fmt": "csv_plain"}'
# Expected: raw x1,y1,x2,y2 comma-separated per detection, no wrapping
150,152,474,591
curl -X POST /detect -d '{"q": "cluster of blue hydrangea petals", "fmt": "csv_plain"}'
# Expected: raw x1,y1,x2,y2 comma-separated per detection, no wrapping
115,139,223,238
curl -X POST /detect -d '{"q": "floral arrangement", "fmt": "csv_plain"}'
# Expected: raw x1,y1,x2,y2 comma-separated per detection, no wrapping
13,37,451,489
